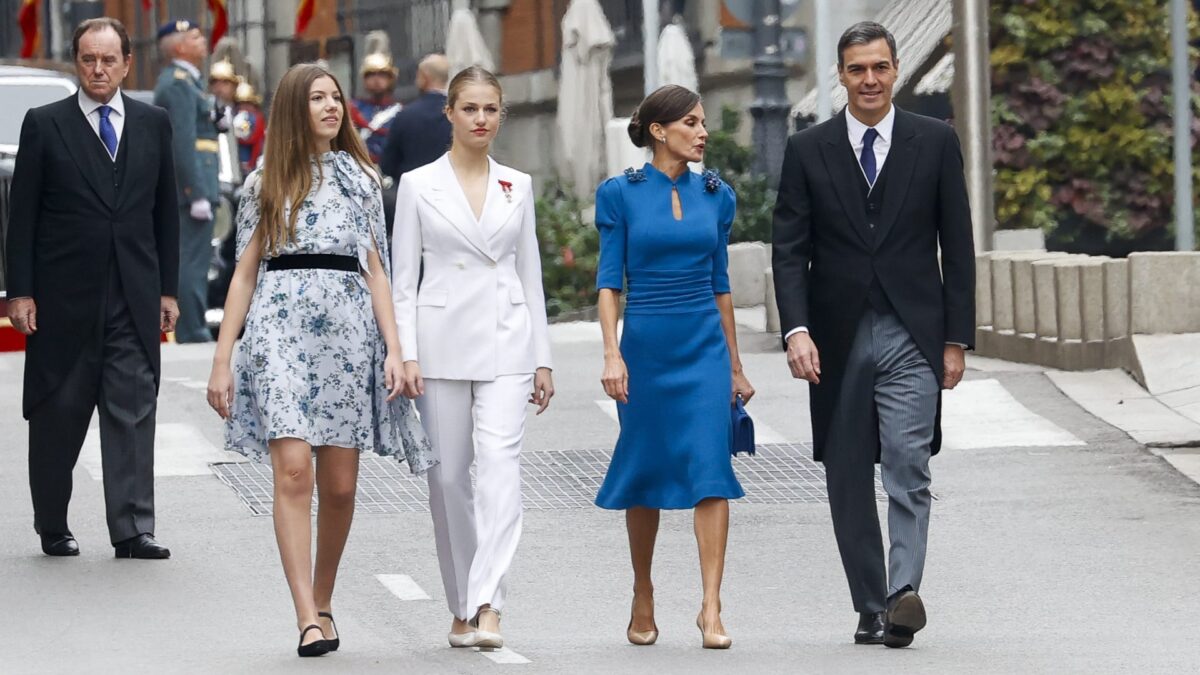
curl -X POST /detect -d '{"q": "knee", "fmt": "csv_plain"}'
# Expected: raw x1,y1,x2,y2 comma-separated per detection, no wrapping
319,480,357,510
274,463,314,498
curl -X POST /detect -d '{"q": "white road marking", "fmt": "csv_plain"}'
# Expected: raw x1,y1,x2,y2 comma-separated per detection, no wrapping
480,647,530,664
594,399,788,444
942,379,1085,449
375,574,431,601
80,422,245,479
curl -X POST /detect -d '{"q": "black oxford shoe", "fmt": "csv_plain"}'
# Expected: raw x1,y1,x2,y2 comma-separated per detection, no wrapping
854,611,885,644
884,590,927,648
114,534,171,559
40,534,80,557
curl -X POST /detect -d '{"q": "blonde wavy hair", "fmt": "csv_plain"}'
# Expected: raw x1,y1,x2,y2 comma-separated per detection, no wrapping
257,63,375,255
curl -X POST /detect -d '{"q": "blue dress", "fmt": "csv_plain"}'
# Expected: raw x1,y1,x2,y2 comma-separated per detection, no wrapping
593,164,745,510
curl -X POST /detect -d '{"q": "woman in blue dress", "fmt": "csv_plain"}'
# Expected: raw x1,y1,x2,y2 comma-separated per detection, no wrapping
595,85,755,649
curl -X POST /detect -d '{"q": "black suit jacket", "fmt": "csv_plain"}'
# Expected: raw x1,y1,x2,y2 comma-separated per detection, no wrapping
380,92,451,181
771,107,975,461
4,93,179,418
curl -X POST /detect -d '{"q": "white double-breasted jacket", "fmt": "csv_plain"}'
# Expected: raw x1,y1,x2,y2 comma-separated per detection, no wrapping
391,153,552,380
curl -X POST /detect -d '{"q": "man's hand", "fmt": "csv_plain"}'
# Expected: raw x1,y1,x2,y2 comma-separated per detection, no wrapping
943,344,966,390
189,199,213,221
786,331,821,384
6,297,37,335
160,296,179,333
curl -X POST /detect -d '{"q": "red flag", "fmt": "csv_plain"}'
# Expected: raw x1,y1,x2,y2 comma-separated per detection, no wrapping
208,0,228,49
18,0,39,59
142,0,153,11
296,0,315,37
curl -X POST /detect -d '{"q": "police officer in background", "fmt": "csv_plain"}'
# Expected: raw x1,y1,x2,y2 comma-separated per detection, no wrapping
153,20,219,343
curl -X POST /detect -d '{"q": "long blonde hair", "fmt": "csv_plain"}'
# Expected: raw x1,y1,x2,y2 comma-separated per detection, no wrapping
258,63,375,254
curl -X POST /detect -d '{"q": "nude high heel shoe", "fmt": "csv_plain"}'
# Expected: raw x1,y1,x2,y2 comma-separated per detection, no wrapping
627,599,659,646
696,614,732,649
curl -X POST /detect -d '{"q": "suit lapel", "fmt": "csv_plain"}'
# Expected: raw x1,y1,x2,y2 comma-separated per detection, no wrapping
872,108,919,251
52,97,116,210
426,156,497,260
818,111,872,248
483,160,524,242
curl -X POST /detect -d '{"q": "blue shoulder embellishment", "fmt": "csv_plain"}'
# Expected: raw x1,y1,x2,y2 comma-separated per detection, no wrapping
624,167,646,183
702,168,722,193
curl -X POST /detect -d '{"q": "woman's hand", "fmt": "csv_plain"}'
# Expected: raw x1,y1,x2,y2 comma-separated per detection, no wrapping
602,353,629,404
384,352,405,401
401,360,424,399
207,364,234,419
529,367,555,415
732,369,755,405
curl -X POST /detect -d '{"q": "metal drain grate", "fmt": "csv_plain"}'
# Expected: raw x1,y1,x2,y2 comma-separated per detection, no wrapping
211,443,886,516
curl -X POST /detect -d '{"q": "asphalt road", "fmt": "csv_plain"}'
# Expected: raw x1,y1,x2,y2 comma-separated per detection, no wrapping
2,321,1198,674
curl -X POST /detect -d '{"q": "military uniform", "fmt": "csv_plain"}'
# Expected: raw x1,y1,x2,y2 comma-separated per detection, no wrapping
233,80,265,173
353,52,401,165
153,21,219,343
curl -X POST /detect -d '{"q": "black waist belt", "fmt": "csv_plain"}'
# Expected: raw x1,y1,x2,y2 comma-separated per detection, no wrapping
265,254,359,272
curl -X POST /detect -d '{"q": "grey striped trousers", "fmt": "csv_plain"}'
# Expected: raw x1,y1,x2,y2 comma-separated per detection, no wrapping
823,307,939,613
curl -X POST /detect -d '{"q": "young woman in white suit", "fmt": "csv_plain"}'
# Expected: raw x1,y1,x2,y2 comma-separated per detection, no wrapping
391,66,554,650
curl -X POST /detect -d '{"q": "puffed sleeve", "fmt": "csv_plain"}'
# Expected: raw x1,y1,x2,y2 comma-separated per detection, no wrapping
594,177,627,292
711,182,736,294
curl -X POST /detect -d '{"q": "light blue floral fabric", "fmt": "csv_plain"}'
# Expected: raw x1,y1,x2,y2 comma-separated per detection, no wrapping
226,151,435,474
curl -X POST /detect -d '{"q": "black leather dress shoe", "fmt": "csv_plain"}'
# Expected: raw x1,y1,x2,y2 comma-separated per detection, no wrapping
854,611,885,644
40,534,80,557
884,590,927,648
114,534,171,559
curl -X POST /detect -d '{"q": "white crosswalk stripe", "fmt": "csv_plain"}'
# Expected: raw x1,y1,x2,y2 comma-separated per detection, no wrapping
375,574,432,601
480,647,531,664
942,379,1084,449
79,422,245,479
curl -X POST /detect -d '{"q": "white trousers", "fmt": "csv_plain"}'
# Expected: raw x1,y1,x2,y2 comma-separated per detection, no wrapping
417,374,531,621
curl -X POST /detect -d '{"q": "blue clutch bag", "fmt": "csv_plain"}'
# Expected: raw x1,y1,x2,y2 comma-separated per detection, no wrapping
731,396,755,457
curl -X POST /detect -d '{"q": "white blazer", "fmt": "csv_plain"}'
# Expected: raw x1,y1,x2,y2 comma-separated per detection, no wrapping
391,154,553,381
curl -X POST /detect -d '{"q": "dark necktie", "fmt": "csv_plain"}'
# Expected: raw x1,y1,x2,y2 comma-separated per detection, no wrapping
860,127,878,185
98,105,118,159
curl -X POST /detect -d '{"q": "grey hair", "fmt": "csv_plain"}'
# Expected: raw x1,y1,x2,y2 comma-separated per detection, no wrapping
836,21,897,69
158,31,185,63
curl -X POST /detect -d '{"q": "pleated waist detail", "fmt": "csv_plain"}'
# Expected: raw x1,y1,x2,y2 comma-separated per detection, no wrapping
625,268,717,314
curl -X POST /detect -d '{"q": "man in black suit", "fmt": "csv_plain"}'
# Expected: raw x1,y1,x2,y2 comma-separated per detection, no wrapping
380,53,451,187
771,22,974,648
4,18,178,559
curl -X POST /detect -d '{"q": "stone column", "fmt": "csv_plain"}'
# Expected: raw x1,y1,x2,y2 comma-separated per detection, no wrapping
477,1,511,72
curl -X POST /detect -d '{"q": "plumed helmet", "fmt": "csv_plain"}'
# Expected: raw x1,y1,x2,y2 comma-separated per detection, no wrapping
209,59,237,83
234,78,261,105
360,30,397,77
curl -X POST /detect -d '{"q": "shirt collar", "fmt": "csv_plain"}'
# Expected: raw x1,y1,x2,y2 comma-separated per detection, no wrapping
78,87,124,116
846,103,895,145
173,59,201,81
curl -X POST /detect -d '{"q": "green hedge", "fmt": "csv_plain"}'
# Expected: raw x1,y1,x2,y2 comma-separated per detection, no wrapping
990,0,1200,254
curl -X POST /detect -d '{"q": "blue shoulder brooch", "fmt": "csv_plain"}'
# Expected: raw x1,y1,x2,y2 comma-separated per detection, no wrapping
624,167,646,183
702,168,722,193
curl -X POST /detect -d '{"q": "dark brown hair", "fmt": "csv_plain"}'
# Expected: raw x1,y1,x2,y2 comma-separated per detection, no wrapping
627,84,701,148
258,64,375,255
446,65,503,109
837,21,897,69
72,18,131,58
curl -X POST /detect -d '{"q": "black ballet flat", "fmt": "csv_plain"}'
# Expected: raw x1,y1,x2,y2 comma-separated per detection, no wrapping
297,624,330,657
318,611,340,651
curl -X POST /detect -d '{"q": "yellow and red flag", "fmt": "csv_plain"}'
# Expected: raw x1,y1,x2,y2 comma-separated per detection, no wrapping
208,0,228,49
296,0,316,37
18,0,39,59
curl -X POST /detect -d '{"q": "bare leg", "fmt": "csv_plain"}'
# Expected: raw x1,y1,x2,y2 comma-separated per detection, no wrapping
313,446,359,640
694,498,730,636
626,507,660,632
269,438,322,646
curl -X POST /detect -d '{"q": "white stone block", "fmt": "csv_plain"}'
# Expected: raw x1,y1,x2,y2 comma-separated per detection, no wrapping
765,268,781,333
1103,258,1129,340
1054,261,1082,341
727,242,768,308
992,229,1046,251
1129,252,1200,334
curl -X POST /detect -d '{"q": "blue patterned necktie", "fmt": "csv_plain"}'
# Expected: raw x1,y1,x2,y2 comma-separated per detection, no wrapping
98,105,118,159
860,127,878,185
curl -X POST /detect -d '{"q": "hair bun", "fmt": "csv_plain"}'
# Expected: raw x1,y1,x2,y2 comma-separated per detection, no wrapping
627,110,647,148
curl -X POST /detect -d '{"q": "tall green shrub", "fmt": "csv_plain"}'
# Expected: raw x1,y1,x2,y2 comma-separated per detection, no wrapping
990,0,1200,254
704,107,777,243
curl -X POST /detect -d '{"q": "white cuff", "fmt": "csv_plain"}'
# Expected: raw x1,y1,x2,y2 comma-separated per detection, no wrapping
784,326,809,341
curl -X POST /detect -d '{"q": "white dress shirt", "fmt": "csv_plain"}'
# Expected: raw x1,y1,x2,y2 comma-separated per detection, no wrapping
77,88,125,159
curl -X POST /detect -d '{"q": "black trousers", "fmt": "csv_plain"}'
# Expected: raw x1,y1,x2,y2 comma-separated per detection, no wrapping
28,262,157,545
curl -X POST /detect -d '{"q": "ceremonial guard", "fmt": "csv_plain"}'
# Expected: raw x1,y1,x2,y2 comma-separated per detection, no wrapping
351,31,402,166
233,78,266,173
154,19,220,343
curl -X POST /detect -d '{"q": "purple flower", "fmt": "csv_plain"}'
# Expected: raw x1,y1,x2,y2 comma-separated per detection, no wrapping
702,169,721,193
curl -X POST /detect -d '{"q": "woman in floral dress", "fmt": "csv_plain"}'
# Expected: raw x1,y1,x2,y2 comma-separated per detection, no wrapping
206,63,433,658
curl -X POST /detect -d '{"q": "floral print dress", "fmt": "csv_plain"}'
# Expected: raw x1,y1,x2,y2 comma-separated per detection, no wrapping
225,151,435,474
